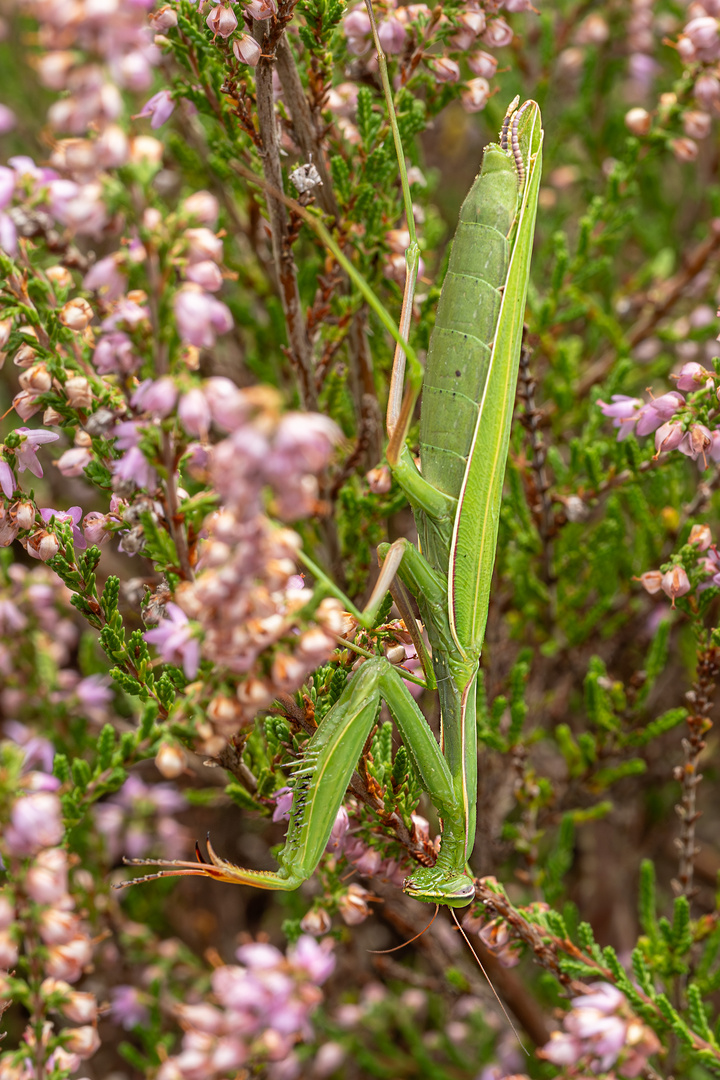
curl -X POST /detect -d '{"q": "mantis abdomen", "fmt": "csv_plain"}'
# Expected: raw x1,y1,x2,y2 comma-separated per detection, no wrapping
419,147,519,506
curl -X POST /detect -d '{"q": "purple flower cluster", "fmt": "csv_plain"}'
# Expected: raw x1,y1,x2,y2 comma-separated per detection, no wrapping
0,780,101,1076
21,0,159,175
156,936,334,1080
96,774,188,864
636,522,720,607
340,1,526,118
598,359,720,468
538,982,660,1076
142,379,343,741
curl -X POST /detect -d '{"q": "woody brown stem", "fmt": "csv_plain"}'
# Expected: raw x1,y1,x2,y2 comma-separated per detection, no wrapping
672,641,720,899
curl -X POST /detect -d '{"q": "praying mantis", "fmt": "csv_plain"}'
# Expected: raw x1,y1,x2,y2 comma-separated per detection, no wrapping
119,22,543,910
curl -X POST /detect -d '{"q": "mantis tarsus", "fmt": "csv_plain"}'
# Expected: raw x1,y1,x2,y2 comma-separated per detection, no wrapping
118,42,543,910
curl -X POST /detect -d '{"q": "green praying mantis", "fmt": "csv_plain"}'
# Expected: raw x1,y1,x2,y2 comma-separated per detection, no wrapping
119,21,543,910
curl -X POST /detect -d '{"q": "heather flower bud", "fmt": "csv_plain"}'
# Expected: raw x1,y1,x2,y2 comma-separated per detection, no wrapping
19,364,52,393
27,530,60,562
155,742,186,779
206,3,238,38
316,597,345,635
300,908,332,936
178,388,212,436
182,190,219,227
338,883,371,926
674,361,711,390
297,626,335,662
185,227,224,264
429,57,460,83
233,34,262,66
26,848,68,904
246,0,277,16
13,389,42,421
13,500,35,530
185,259,224,292
326,806,349,854
468,50,498,78
63,991,99,1025
689,524,712,550
661,566,691,605
461,78,491,113
378,16,406,53
13,342,37,368
654,421,684,454
0,316,11,349
59,296,94,331
45,266,73,289
63,1025,101,1058
625,107,651,136
6,791,63,855
45,935,93,983
680,423,712,461
150,4,178,30
64,375,93,409
482,17,513,48
671,137,698,163
695,73,720,107
683,109,711,140
367,464,392,493
0,931,18,969
635,570,663,595
39,907,80,946
344,7,371,38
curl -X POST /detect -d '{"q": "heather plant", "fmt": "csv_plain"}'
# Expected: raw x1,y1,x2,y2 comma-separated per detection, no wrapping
2,0,720,1077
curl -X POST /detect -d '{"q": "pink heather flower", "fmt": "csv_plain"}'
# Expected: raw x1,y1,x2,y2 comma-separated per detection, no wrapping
185,227,224,264
185,260,224,291
272,787,294,822
288,936,335,984
235,941,284,970
233,34,262,65
679,423,712,464
597,395,643,439
94,332,139,375
131,376,178,417
461,78,491,113
468,50,498,78
378,17,406,53
111,445,157,490
178,388,212,436
207,3,238,38
538,1031,583,1066
5,791,64,855
344,6,370,36
654,421,684,455
40,506,86,550
0,105,15,134
82,512,111,545
635,570,663,594
689,524,712,550
76,674,113,710
13,427,61,478
246,0,278,17
182,190,219,225
144,602,200,678
25,848,68,904
203,377,248,431
0,460,15,498
482,17,514,48
110,985,151,1030
101,300,149,333
84,255,128,300
635,391,685,437
272,413,341,472
137,90,175,129
0,212,17,255
661,566,691,606
570,982,625,1014
326,806,349,853
0,166,14,209
55,447,92,477
429,57,460,83
173,288,233,348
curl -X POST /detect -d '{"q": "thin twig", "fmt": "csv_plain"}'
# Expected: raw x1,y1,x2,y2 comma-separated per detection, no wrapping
672,641,720,900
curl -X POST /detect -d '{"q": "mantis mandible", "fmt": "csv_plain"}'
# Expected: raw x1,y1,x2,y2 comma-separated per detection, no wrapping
118,39,543,910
